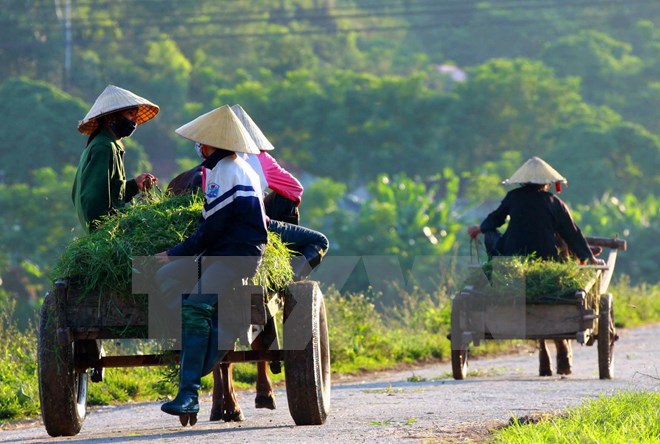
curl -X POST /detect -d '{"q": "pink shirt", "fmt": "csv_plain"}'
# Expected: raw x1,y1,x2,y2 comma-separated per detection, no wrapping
244,151,304,204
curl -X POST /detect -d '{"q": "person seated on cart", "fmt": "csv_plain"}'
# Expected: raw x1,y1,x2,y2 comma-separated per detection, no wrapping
231,104,304,225
229,103,327,278
72,85,160,232
467,156,604,376
166,107,329,282
154,104,267,420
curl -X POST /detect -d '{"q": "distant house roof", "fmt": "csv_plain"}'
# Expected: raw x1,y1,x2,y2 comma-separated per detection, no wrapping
436,64,467,82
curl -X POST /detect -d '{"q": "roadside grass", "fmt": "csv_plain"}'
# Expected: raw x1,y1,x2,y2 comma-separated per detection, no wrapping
609,275,660,327
494,391,660,443
0,298,39,421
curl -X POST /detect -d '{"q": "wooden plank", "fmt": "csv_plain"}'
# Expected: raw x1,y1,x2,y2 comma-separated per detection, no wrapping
65,293,148,328
96,350,285,369
600,250,618,294
463,303,592,339
586,236,627,251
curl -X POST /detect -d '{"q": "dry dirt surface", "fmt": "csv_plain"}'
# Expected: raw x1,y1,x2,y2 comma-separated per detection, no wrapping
2,324,658,444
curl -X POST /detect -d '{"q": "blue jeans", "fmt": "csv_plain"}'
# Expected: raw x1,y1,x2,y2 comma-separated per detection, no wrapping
268,219,329,265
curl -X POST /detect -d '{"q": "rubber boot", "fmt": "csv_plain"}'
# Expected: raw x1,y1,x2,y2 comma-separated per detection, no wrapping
555,339,573,375
539,340,553,376
161,301,215,416
202,314,225,376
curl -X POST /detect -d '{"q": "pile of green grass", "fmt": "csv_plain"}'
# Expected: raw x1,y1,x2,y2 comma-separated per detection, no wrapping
466,256,598,303
52,192,293,298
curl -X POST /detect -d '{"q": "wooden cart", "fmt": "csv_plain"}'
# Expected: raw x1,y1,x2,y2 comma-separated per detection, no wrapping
37,280,331,437
450,236,626,381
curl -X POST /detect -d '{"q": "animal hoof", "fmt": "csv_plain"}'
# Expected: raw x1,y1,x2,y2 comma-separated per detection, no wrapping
255,394,277,410
179,413,198,426
539,368,553,377
269,361,282,374
209,409,222,422
223,409,245,422
557,367,572,375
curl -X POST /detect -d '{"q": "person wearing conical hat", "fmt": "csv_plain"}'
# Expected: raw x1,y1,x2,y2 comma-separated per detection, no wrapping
229,105,327,277
154,105,267,422
467,156,603,264
161,106,329,419
72,85,160,232
467,157,604,378
231,104,304,225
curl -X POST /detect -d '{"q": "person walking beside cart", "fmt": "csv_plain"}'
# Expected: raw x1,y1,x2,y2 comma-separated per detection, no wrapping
154,105,267,423
467,156,604,376
72,85,160,232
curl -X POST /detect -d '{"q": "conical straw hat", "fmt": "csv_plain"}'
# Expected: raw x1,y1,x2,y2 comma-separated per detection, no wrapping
78,85,159,134
230,104,275,151
175,105,260,154
503,157,567,185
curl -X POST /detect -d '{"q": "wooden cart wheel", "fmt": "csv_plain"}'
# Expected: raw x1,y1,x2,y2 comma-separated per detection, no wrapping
451,296,468,380
283,281,331,425
38,288,87,437
598,293,615,380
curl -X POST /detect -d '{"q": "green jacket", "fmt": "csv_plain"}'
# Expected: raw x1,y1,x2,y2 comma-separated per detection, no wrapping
71,128,139,232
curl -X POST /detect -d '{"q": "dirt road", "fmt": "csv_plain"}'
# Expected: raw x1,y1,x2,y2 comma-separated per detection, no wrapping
2,324,658,443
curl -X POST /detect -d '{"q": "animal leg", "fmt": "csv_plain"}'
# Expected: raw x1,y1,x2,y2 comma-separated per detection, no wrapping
209,365,224,421
222,363,245,422
555,339,573,375
539,340,553,376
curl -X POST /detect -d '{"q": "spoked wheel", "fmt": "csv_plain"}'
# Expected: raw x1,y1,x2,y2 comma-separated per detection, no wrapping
598,293,615,379
283,281,331,425
38,284,87,437
451,296,468,380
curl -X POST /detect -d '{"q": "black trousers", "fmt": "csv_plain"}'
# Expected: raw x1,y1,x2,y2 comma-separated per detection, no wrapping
264,192,299,225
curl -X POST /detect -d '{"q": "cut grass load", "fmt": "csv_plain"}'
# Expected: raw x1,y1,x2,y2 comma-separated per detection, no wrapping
52,192,293,298
466,256,599,304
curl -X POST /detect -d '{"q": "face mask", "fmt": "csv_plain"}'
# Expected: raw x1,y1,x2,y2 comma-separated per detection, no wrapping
110,116,137,138
194,142,205,159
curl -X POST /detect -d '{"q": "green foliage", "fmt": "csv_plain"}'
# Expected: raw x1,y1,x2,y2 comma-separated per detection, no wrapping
545,119,660,204
0,78,88,184
440,58,586,171
0,294,39,421
0,166,82,292
572,194,659,283
609,276,660,327
494,391,660,443
215,69,448,183
542,30,643,109
326,286,451,373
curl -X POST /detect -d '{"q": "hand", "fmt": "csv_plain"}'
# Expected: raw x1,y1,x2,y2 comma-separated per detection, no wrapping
136,173,158,191
467,225,481,239
155,251,170,264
